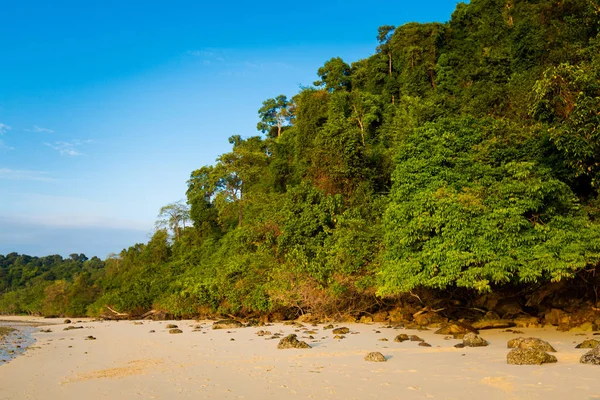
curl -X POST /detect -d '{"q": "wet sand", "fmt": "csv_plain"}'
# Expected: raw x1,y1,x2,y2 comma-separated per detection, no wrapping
1,316,599,399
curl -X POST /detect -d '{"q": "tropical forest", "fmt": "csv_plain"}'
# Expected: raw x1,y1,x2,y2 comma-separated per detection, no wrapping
2,0,600,330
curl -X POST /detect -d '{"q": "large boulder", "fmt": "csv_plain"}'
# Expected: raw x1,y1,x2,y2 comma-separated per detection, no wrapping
434,321,478,338
414,312,448,327
544,308,570,326
277,334,311,349
507,349,557,365
576,339,600,349
507,337,556,352
212,319,244,330
513,315,542,328
580,346,600,365
462,332,488,347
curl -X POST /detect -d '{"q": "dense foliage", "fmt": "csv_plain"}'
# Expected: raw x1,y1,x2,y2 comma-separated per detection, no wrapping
2,0,600,317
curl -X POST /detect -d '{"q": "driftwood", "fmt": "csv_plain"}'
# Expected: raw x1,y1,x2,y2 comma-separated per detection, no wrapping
100,305,130,320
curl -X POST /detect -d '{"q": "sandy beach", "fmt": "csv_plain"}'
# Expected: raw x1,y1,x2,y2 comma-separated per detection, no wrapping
1,316,599,400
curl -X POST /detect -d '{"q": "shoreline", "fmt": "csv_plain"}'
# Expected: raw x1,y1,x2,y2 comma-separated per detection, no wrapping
0,319,599,399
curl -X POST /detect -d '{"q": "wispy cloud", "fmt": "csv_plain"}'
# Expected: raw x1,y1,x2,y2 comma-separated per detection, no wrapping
0,123,11,135
186,49,227,65
25,125,55,133
0,139,14,151
0,168,53,182
45,139,93,156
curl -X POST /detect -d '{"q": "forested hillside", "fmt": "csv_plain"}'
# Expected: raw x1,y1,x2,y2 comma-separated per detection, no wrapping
2,0,600,322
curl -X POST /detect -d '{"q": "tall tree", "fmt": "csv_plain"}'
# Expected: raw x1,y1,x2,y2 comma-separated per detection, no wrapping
257,95,295,138
156,200,191,240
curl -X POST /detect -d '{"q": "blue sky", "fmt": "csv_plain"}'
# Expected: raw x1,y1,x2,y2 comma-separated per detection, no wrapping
0,0,461,258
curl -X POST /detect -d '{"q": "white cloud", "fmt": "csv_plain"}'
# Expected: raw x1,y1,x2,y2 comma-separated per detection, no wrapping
0,168,53,181
0,123,11,135
25,125,55,133
186,49,226,64
0,139,14,151
45,139,93,156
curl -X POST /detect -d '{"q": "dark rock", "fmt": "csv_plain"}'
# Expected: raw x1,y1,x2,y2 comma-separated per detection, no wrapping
85,336,96,340
544,308,570,326
256,330,272,336
169,329,183,334
378,338,389,341
580,346,600,365
63,326,84,331
513,315,542,328
40,329,52,333
507,337,556,352
409,335,424,342
507,348,557,365
166,324,178,329
323,324,334,330
63,319,71,324
418,342,432,347
364,352,386,362
149,330,155,333
332,327,349,334
576,339,600,349
454,343,465,348
413,311,448,327
394,334,409,343
277,334,311,349
462,332,488,347
333,335,345,339
213,319,243,330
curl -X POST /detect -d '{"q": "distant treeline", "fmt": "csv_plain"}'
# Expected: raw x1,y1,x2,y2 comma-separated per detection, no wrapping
2,0,600,318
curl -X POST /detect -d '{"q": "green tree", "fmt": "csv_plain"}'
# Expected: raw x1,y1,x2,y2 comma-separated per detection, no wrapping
257,95,294,138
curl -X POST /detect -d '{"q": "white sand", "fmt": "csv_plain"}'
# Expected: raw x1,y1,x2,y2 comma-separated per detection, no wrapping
1,317,600,399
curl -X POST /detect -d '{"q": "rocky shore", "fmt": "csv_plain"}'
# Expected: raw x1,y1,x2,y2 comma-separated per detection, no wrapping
0,316,599,399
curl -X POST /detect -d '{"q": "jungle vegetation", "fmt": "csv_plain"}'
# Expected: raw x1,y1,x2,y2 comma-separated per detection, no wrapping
2,0,600,318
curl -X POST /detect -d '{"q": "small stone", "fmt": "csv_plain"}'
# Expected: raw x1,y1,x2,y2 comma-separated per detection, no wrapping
63,326,84,331
323,324,334,330
507,348,557,365
85,336,96,340
409,335,423,342
332,327,350,335
454,343,465,348
230,338,235,341
277,334,311,349
333,335,345,339
419,342,432,347
379,338,389,341
149,330,155,333
169,329,183,334
64,319,71,324
364,352,386,362
166,324,178,329
394,334,409,343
